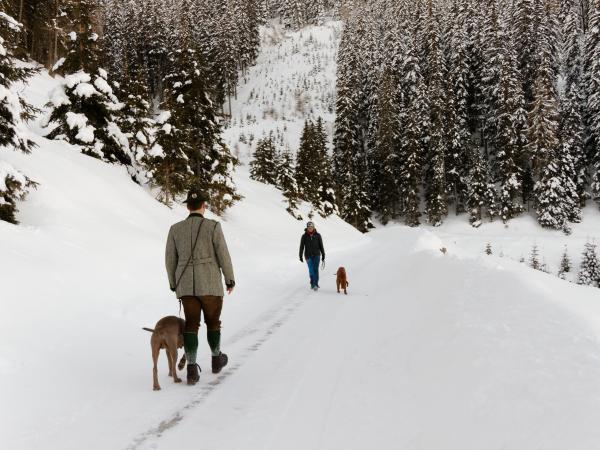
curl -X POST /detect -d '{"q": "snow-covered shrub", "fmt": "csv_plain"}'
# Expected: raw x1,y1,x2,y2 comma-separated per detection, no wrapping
577,242,600,287
0,162,37,224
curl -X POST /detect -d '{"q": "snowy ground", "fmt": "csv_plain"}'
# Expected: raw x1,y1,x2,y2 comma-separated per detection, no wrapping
2,21,600,450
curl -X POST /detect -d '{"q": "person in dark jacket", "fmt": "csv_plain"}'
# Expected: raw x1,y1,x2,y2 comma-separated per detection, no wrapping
299,221,325,291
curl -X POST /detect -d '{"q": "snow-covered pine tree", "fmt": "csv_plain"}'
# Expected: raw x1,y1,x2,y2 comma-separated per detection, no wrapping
250,133,279,185
445,0,470,215
482,0,526,223
46,0,133,167
313,117,337,217
296,120,318,204
512,0,539,104
558,245,572,279
277,146,303,220
424,1,448,226
466,146,496,227
162,37,239,214
355,7,380,218
375,64,401,224
333,16,372,231
529,12,580,231
577,241,600,286
215,2,241,112
0,5,38,223
529,244,541,270
136,0,169,94
238,0,261,73
145,111,194,207
560,0,588,209
113,71,156,183
463,0,485,136
0,6,36,154
398,37,427,227
586,0,600,207
485,242,492,255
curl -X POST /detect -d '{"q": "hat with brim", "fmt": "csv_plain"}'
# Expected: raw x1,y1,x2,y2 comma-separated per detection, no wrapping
183,189,209,204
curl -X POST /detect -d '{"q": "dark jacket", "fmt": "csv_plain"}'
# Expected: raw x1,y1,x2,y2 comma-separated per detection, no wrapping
299,229,325,260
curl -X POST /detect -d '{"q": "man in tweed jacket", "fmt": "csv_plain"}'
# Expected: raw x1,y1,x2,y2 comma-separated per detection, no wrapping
165,189,235,384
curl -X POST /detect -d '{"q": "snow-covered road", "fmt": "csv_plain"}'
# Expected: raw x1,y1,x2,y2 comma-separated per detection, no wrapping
135,227,600,450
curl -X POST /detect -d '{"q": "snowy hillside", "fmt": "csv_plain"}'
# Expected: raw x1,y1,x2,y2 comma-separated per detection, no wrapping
222,21,341,163
2,20,600,450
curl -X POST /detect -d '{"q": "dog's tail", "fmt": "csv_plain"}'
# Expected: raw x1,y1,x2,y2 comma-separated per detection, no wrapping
142,327,154,333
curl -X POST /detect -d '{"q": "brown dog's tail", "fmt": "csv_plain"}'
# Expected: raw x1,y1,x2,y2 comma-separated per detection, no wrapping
142,327,154,333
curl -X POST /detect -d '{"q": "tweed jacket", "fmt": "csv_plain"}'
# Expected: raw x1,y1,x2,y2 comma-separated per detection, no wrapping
165,214,235,298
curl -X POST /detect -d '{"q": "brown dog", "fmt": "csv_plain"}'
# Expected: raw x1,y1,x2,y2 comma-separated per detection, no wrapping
336,267,349,295
143,316,186,391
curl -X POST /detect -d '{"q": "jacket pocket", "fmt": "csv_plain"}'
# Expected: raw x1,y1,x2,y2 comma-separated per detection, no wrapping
195,257,214,264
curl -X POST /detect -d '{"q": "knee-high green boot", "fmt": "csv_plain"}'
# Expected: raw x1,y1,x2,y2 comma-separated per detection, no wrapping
207,330,228,374
207,329,221,356
184,332,199,364
184,332,200,384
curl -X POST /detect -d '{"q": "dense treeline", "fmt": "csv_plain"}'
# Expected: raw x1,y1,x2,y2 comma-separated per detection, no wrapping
333,0,600,233
1,0,265,218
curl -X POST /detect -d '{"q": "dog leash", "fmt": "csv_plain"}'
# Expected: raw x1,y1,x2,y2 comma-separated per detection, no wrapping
175,218,205,317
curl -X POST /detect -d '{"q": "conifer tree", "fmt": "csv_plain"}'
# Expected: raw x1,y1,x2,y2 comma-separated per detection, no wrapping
46,0,133,167
485,242,492,255
482,1,526,222
513,0,539,103
333,20,372,231
375,65,401,224
466,147,495,226
399,39,427,227
313,117,337,217
529,244,541,271
154,39,239,213
0,4,37,154
0,5,38,223
145,112,194,207
424,1,448,226
560,0,588,209
445,0,470,215
558,246,572,279
586,0,600,206
529,27,578,231
297,118,337,217
113,71,156,182
250,133,279,186
296,120,318,204
577,241,600,286
278,147,302,220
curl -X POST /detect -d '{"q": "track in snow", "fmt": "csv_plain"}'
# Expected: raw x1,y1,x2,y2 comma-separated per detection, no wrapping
127,287,310,450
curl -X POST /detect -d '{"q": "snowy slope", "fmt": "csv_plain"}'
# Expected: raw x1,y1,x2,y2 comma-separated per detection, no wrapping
222,21,341,164
2,22,600,450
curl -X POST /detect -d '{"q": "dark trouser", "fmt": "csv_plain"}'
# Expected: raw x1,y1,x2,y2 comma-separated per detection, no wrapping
181,296,223,363
306,255,321,288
